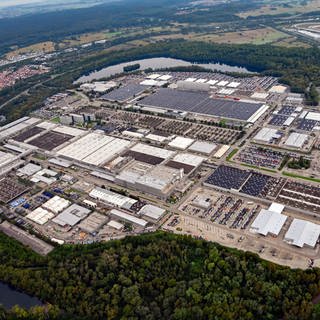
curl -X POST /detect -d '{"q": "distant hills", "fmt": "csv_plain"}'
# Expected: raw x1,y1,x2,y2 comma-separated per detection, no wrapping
0,0,117,18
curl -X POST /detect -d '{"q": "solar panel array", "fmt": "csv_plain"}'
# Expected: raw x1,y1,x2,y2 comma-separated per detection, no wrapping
240,173,270,197
139,88,263,121
205,165,251,190
269,115,289,126
101,84,146,102
297,119,319,132
206,165,273,198
278,106,296,116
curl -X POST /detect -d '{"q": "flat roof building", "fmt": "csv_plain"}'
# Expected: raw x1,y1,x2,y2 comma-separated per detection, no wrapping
168,137,195,150
107,220,124,230
89,187,137,210
78,212,108,234
284,219,320,248
137,204,166,222
110,209,148,227
254,127,282,143
26,207,55,225
250,203,287,236
285,132,308,148
188,141,217,155
52,204,91,227
42,196,71,214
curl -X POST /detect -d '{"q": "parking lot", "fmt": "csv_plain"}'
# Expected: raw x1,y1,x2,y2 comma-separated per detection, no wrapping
179,188,259,230
235,146,285,169
0,178,30,204
278,181,320,214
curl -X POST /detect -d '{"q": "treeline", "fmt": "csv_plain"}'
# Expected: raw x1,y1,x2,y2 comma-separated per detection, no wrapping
1,231,320,319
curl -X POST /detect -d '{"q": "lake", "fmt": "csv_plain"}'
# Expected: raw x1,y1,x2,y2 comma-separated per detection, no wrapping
75,57,252,83
0,282,42,309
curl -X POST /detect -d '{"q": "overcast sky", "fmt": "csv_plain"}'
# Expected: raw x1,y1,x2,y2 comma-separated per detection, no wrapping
0,0,45,7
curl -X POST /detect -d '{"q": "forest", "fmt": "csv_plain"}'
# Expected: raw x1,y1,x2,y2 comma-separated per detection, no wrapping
0,0,268,54
1,230,320,319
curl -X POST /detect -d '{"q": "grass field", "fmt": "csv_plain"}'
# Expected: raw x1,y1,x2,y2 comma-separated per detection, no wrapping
58,30,122,48
150,27,295,46
282,171,320,183
274,37,311,48
6,41,55,58
2,23,308,60
238,0,320,18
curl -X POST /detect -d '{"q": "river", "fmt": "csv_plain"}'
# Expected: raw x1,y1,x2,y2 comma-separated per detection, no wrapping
0,282,42,309
75,57,252,83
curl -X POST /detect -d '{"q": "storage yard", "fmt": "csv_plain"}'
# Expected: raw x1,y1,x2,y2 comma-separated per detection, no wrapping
0,69,319,269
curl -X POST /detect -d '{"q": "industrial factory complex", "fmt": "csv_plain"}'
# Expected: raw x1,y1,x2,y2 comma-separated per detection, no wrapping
0,68,320,269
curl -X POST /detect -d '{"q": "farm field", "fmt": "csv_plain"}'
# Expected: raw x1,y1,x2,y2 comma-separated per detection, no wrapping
149,27,302,47
6,41,55,58
238,0,320,18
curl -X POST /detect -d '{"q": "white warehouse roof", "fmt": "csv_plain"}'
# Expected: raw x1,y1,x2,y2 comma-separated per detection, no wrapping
145,133,170,143
107,220,124,230
305,112,320,122
53,126,85,137
168,137,194,150
251,92,269,100
58,133,130,166
131,143,175,159
138,204,166,221
0,151,18,167
90,187,137,209
250,208,287,236
26,207,54,225
254,127,281,142
37,121,57,130
227,81,241,88
247,105,269,124
52,204,91,227
185,78,197,82
217,81,229,87
147,74,161,80
42,196,71,214
188,141,217,155
268,202,285,214
213,145,230,159
285,219,320,248
17,163,42,176
207,80,218,86
110,209,148,227
285,132,308,148
158,75,172,81
172,153,205,167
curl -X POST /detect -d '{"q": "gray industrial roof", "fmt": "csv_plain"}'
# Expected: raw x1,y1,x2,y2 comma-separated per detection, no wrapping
139,88,263,121
101,84,146,102
52,204,91,227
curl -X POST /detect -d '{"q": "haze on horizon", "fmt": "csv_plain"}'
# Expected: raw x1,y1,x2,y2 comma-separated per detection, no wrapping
0,0,44,7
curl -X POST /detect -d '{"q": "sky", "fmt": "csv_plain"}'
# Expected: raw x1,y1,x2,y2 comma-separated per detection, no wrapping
0,0,45,8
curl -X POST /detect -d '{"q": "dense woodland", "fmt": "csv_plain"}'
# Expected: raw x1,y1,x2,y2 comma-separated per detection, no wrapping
0,0,260,53
0,231,320,319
